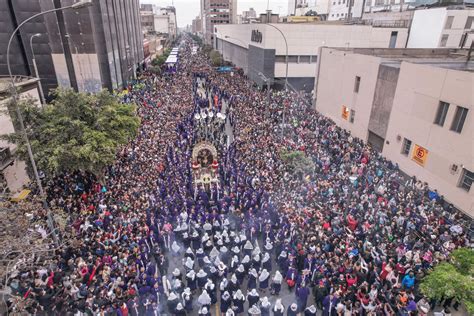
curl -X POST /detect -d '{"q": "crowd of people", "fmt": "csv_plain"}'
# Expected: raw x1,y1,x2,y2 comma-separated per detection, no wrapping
4,35,470,316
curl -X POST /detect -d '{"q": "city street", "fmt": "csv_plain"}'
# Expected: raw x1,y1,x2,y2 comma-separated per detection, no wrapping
1,1,472,315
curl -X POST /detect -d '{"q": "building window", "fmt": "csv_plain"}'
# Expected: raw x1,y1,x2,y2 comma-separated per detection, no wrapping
440,34,449,47
350,109,355,123
275,56,286,63
401,138,412,156
450,106,468,133
354,76,361,93
310,55,318,63
434,101,450,126
288,56,298,63
445,16,454,29
300,56,311,63
465,16,474,29
459,168,473,191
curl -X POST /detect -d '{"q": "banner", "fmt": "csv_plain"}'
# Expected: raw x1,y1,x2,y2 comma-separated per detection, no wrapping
412,144,428,166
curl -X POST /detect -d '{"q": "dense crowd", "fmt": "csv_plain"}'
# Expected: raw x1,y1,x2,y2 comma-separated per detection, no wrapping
4,36,470,316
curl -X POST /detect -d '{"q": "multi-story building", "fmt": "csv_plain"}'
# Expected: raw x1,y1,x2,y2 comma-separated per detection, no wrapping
200,0,237,45
215,23,408,91
315,47,473,216
242,7,258,23
407,7,474,49
192,16,203,35
0,77,42,193
153,7,178,40
363,0,417,14
0,0,144,96
141,11,156,34
327,0,364,20
290,0,330,19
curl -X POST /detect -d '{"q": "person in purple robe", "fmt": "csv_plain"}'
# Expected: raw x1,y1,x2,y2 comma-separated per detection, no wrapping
296,282,310,312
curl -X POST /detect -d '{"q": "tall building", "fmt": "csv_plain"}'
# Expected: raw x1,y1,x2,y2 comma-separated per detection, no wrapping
141,11,156,34
315,47,474,215
241,8,258,24
200,0,237,45
0,0,144,96
192,16,203,35
242,8,257,19
153,7,178,40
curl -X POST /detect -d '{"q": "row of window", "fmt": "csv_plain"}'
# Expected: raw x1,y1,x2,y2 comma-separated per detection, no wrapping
331,13,348,18
434,101,468,134
210,3,228,7
275,55,318,63
401,138,472,192
444,15,474,30
353,75,468,134
210,20,230,24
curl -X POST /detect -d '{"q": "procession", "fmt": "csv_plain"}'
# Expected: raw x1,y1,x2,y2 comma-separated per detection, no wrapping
4,35,470,316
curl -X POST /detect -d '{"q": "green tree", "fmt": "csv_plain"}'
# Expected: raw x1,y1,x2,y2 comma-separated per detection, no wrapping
151,48,172,67
420,248,474,314
4,88,140,179
280,149,315,178
210,50,223,67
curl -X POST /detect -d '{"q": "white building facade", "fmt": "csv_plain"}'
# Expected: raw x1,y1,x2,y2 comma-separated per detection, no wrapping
215,23,407,91
407,7,474,49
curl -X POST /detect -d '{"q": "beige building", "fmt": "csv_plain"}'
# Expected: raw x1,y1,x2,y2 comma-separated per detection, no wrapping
315,47,473,216
0,77,43,194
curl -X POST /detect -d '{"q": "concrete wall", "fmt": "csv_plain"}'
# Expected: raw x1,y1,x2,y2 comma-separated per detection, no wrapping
315,48,381,141
383,62,474,215
71,54,103,93
367,64,400,141
247,45,276,87
219,40,249,73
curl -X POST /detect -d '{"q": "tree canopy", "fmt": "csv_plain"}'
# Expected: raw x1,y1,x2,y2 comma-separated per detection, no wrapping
280,149,315,178
209,50,223,67
4,88,140,178
420,247,474,313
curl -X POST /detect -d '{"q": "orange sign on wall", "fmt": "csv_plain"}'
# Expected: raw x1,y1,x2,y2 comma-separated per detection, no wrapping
412,144,428,166
341,105,349,120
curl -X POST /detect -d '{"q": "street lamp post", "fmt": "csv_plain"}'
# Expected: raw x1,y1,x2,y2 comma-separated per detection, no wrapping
29,33,46,106
6,0,93,247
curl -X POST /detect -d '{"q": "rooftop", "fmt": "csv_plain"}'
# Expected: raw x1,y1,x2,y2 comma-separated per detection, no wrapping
328,48,474,72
